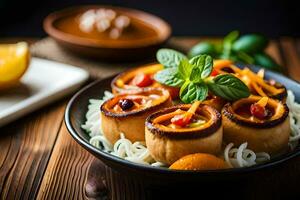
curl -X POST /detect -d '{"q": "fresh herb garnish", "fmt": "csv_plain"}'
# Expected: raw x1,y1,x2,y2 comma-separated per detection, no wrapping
188,31,281,72
180,82,208,103
155,49,250,103
207,74,250,101
156,48,187,68
154,67,185,87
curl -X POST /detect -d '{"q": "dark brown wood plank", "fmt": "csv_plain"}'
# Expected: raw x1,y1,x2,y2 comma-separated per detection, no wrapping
0,102,65,200
0,37,38,45
280,37,300,81
36,123,93,200
266,40,283,65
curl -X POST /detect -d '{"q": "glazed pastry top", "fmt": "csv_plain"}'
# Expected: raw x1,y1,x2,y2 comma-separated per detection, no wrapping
102,88,170,115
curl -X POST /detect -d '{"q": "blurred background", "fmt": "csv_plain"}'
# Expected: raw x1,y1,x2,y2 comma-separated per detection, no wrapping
0,0,299,38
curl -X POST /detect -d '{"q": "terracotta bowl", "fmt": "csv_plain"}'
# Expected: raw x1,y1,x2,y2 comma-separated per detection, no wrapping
43,5,172,61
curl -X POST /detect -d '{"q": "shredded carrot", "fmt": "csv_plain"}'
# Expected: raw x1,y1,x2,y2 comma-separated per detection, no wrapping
186,101,201,117
213,62,283,97
256,97,269,107
229,64,243,74
118,64,163,84
251,81,267,97
242,68,282,94
213,60,233,69
116,79,124,87
142,64,163,74
153,101,201,124
153,109,185,124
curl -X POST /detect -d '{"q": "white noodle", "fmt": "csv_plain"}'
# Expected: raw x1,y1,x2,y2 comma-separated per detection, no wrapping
286,90,300,149
83,91,156,165
224,142,270,168
82,90,300,168
111,134,154,165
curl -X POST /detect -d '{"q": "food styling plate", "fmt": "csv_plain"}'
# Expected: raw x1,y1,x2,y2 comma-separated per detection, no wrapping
0,57,88,127
65,66,300,198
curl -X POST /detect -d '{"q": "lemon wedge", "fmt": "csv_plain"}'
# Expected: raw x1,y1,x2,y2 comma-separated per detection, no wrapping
0,42,30,90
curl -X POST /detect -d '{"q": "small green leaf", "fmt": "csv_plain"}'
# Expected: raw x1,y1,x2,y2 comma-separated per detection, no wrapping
178,59,192,79
154,68,185,87
190,67,202,83
222,30,239,59
208,74,250,101
180,81,208,103
236,51,254,64
189,54,213,79
188,42,217,58
253,53,282,72
233,34,268,54
224,30,240,45
156,48,187,68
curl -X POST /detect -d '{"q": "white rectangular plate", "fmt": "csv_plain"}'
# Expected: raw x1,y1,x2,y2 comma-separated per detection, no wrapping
0,57,89,127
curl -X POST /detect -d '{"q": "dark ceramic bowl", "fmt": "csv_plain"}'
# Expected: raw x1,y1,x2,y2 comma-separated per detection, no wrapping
44,5,171,61
65,66,300,185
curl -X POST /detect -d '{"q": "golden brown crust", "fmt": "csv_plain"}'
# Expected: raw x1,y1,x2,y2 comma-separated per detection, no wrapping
145,104,223,165
145,104,222,139
222,97,289,128
145,126,223,165
222,96,290,154
111,63,163,94
222,115,290,154
100,88,172,144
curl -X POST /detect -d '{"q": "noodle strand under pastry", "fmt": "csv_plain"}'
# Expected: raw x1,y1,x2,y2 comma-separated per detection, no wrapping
83,90,299,168
224,142,270,168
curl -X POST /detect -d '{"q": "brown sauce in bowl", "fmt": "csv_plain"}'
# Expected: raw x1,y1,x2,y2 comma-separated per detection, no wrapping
54,10,158,44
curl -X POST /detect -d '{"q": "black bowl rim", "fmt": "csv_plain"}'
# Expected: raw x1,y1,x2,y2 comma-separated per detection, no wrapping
65,68,300,175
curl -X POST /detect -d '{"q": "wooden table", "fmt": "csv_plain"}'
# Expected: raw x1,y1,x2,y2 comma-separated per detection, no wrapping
1,37,300,200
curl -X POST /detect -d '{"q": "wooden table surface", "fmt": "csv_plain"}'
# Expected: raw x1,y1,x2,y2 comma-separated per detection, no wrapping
1,37,300,200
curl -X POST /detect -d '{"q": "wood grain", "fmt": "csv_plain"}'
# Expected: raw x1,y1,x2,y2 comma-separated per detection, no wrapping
280,37,300,81
266,41,283,65
2,37,300,200
36,123,93,200
0,101,65,200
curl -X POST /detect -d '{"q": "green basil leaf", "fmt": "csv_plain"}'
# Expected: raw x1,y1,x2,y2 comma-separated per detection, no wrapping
154,68,184,87
178,59,192,79
180,81,208,103
189,54,213,79
189,67,202,83
156,48,187,68
208,74,250,101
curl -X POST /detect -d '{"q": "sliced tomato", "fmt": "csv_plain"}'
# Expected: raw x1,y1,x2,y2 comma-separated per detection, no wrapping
131,73,153,87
